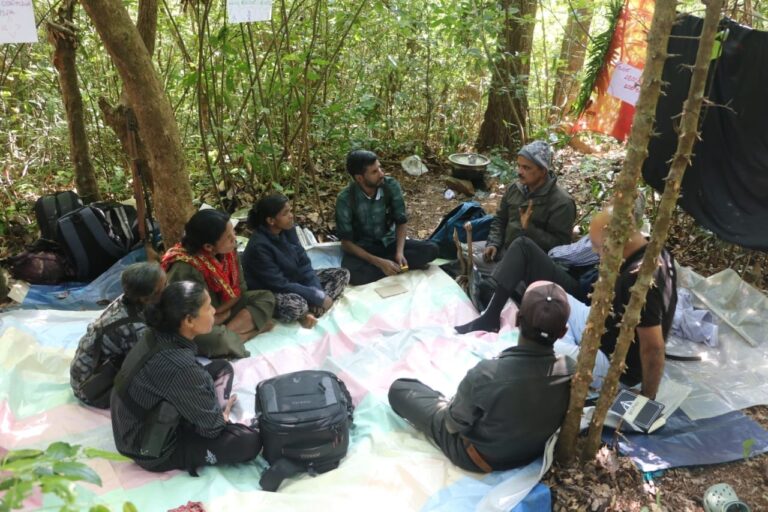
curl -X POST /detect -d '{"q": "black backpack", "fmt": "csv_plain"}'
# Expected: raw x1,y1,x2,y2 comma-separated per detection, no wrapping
56,202,139,281
34,191,83,241
256,370,354,491
76,314,143,409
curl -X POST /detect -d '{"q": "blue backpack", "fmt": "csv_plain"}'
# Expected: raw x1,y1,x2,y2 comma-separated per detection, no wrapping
429,202,493,259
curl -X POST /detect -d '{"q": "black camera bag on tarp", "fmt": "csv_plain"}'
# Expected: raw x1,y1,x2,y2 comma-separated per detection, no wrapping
256,370,354,492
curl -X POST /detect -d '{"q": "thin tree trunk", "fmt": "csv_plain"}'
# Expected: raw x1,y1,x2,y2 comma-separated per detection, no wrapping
80,0,193,245
582,0,724,459
555,0,678,465
48,0,101,203
551,4,593,121
476,0,537,152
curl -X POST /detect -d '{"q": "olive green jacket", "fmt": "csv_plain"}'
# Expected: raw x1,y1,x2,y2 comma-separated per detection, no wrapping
487,174,576,253
166,254,275,359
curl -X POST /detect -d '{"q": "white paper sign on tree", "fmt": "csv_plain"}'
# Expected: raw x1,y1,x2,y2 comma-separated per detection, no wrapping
228,0,273,23
0,0,38,44
607,61,643,106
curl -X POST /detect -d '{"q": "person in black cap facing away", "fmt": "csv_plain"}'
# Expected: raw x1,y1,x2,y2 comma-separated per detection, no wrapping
388,281,575,473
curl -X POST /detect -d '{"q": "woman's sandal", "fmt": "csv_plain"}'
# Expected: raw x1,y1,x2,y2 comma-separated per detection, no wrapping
703,483,751,512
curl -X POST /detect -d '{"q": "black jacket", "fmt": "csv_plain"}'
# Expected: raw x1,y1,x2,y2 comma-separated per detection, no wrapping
445,342,573,469
242,226,325,306
111,329,224,469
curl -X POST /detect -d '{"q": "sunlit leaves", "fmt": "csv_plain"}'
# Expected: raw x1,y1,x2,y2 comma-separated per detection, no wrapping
0,442,127,511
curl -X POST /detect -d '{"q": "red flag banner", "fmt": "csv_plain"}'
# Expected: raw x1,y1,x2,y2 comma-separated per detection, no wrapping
573,0,655,141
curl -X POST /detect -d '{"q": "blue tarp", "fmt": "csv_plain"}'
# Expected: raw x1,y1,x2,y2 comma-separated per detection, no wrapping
606,410,768,472
422,480,550,512
20,248,147,310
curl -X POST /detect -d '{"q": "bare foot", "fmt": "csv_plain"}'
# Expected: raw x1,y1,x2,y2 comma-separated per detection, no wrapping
299,314,318,329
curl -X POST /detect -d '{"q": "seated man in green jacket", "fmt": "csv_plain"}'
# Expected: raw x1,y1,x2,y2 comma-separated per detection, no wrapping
389,281,574,472
475,140,576,274
335,149,439,285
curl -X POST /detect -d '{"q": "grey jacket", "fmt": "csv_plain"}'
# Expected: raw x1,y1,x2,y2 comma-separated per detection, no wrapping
487,173,576,253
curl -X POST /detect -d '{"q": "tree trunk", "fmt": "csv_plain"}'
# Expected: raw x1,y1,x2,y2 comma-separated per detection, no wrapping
476,0,537,152
98,0,158,194
582,0,724,459
554,0,678,465
98,99,155,192
80,0,193,246
47,0,101,204
136,0,158,55
551,4,593,121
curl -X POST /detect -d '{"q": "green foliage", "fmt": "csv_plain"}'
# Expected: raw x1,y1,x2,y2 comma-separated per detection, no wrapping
742,437,755,460
0,442,131,512
487,150,516,182
2,0,762,250
571,0,624,117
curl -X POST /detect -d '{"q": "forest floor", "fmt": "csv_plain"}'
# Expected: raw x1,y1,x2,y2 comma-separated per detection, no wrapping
293,144,768,512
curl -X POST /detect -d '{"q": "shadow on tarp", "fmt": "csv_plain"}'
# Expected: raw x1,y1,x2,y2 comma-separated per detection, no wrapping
602,409,768,472
19,248,147,311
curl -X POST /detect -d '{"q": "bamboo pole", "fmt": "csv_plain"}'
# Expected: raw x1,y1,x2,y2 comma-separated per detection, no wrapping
555,0,678,465
582,0,726,458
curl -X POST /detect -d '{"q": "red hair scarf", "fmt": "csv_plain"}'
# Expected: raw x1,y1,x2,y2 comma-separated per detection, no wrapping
162,244,241,302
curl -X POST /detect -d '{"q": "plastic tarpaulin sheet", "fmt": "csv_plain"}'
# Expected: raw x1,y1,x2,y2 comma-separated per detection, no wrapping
3,258,768,509
18,248,147,310
606,409,768,472
0,266,550,511
642,15,768,249
664,266,768,420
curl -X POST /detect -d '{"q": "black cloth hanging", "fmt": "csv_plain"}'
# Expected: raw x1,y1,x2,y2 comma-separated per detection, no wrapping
642,15,768,250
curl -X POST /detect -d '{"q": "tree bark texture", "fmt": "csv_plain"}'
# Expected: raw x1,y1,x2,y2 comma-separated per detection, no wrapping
98,99,155,193
476,0,537,152
80,0,193,246
582,0,725,459
47,0,101,204
136,0,158,55
555,0,678,465
551,5,593,121
98,0,158,196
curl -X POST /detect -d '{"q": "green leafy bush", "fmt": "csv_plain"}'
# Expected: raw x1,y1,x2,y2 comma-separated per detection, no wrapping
0,442,134,512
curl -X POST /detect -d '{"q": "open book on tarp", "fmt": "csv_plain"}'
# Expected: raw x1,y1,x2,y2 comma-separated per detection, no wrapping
609,389,666,433
580,379,691,434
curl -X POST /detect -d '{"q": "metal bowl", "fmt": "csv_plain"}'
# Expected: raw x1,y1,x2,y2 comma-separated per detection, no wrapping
448,153,490,181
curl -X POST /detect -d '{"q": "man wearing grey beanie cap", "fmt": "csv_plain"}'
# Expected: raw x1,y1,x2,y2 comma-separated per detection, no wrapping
518,140,553,172
473,139,576,275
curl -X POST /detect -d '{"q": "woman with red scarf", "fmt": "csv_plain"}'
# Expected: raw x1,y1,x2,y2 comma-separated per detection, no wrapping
162,209,275,358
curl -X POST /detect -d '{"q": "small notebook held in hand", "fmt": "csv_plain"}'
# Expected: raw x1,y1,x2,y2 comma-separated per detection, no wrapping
609,389,666,433
375,283,408,298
